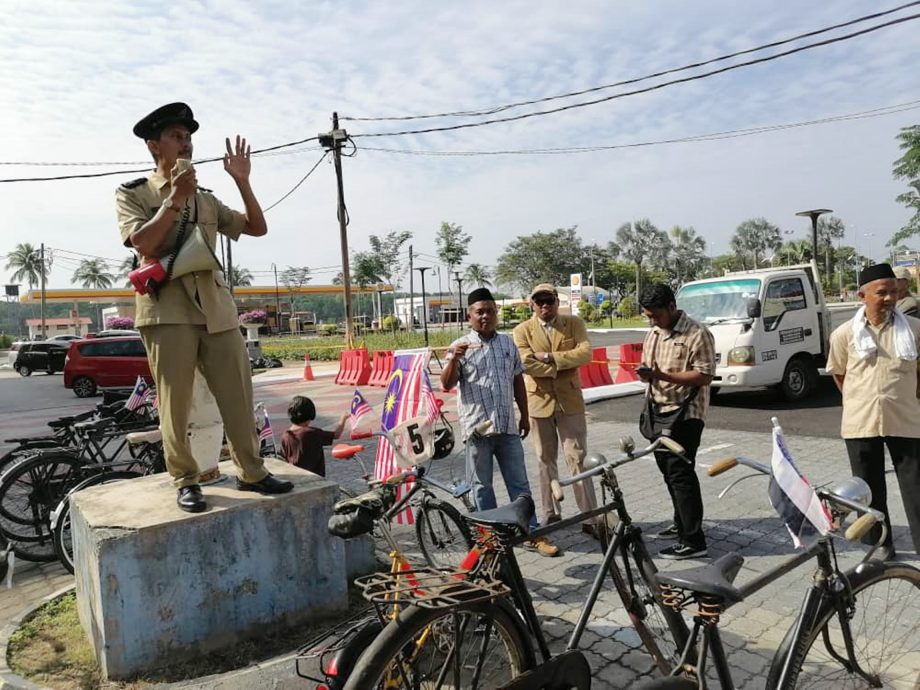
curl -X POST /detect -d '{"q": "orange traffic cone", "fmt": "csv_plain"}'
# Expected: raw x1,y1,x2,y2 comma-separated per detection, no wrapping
303,353,315,381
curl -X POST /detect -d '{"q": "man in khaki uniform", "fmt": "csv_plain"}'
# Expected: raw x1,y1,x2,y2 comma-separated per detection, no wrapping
826,263,920,560
116,102,292,513
513,283,599,538
893,266,919,317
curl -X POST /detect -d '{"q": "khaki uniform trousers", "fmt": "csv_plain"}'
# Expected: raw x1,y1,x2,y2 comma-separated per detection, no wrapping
531,411,597,524
140,324,268,488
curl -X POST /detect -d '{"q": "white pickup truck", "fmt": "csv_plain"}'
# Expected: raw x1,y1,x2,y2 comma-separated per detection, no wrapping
675,262,859,400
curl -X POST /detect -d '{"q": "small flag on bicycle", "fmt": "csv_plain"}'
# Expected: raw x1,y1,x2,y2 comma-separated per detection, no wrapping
349,389,375,431
125,376,150,411
768,419,832,548
421,371,440,426
255,405,276,455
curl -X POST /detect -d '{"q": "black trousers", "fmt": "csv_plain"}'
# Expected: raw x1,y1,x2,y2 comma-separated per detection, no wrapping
655,418,706,549
845,436,920,553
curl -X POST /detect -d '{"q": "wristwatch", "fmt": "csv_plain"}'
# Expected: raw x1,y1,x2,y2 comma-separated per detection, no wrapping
542,353,551,363
161,198,182,213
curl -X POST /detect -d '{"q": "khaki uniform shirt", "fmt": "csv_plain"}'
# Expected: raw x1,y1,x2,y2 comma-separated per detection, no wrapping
641,311,716,421
826,316,920,439
897,293,919,318
115,172,246,333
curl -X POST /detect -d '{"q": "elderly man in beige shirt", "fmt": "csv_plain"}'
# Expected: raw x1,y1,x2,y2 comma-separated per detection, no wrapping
826,263,920,560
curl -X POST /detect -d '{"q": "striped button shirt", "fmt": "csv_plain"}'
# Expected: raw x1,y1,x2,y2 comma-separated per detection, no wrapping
447,330,524,440
641,311,716,421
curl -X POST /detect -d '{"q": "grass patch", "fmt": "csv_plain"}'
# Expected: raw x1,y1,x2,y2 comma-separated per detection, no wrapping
8,587,373,689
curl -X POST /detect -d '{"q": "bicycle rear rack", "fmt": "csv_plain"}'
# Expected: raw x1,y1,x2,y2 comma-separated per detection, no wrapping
355,567,510,612
294,607,376,682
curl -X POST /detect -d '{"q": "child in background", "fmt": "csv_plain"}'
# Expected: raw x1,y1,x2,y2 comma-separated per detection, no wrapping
280,396,348,476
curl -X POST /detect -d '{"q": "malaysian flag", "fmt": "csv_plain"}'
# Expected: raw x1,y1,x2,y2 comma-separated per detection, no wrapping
768,418,832,548
375,348,432,524
421,370,440,427
349,389,376,432
125,376,150,411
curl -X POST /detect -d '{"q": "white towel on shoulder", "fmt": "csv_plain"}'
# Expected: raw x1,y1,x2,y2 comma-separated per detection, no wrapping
851,305,918,360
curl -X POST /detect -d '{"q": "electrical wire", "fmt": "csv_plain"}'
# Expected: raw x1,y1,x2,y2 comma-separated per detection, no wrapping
263,151,329,213
356,99,920,156
352,12,920,139
0,136,321,183
342,1,920,122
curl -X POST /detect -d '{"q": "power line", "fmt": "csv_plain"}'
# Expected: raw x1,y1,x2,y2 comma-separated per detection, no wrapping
342,2,920,123
356,99,920,156
0,136,321,184
352,12,920,139
263,152,329,212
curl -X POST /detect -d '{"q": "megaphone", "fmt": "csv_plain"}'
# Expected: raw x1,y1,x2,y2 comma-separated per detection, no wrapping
129,227,223,296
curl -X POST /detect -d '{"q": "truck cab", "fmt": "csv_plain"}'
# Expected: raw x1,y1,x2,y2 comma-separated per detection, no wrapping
676,262,856,401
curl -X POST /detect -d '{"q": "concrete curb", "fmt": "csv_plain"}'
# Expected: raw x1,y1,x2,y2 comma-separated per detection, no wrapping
583,381,645,403
0,585,74,690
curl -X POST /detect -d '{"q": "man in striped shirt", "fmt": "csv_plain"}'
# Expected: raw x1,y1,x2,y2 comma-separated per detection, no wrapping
441,288,560,557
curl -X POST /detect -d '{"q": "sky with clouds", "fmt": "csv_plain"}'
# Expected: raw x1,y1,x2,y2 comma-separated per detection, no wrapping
1,0,918,291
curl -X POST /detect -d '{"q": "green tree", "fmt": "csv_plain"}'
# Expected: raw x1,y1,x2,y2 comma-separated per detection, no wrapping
774,239,814,266
730,218,782,269
228,265,253,287
351,251,387,321
668,226,707,285
817,215,846,279
436,222,472,307
464,263,492,288
368,230,412,308
495,227,586,295
71,259,115,288
888,125,920,246
615,219,668,300
116,254,136,287
280,266,311,312
711,253,744,276
4,243,51,291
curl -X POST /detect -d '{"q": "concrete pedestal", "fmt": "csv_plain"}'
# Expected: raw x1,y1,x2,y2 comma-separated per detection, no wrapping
71,459,355,680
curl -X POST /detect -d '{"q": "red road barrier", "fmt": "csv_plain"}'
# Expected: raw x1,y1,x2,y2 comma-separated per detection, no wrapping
615,342,644,383
368,350,394,387
335,348,372,386
578,347,615,389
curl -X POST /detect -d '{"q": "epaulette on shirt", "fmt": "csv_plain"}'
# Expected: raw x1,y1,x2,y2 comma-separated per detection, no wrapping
197,186,213,193
120,177,147,189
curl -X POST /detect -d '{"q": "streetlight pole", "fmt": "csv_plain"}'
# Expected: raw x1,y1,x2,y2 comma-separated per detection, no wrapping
271,263,281,333
454,271,464,334
795,208,832,272
415,266,433,347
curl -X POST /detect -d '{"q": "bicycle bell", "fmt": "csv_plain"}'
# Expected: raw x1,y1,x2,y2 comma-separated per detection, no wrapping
826,476,872,515
618,436,636,454
584,452,608,471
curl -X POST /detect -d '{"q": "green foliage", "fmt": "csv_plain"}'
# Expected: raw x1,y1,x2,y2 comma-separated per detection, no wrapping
319,323,337,336
0,334,12,348
495,226,587,295
616,219,669,298
730,218,783,269
435,222,472,271
500,305,514,324
668,225,707,285
464,263,492,288
381,315,401,331
618,296,639,318
261,331,456,361
71,259,114,289
514,305,532,321
368,230,412,293
228,265,253,287
889,125,920,246
598,299,614,316
4,243,52,291
578,300,595,321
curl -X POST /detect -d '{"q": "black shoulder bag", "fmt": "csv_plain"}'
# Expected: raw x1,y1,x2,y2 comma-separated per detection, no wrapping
638,333,700,441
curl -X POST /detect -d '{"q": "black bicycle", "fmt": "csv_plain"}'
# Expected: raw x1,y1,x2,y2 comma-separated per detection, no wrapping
638,454,920,689
339,435,692,690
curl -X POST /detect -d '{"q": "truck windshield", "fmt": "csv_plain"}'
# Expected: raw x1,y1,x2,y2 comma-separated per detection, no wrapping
677,279,761,324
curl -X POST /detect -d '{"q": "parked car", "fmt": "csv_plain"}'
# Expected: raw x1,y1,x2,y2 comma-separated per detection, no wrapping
85,329,140,339
63,336,152,398
46,334,83,343
13,341,70,376
7,341,24,367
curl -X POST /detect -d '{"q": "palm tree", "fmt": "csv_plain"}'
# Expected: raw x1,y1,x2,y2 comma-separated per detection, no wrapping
5,243,51,291
730,218,782,269
669,226,707,285
229,265,253,287
464,263,493,288
117,254,137,287
71,259,115,288
615,219,668,299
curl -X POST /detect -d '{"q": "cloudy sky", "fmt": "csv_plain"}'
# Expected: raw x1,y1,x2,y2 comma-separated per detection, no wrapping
1,0,918,291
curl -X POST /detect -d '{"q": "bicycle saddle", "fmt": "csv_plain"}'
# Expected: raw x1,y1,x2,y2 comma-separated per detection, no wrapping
332,444,365,460
127,429,162,445
464,495,534,535
654,552,745,604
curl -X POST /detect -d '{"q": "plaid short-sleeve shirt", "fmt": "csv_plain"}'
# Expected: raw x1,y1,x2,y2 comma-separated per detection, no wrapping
641,311,716,421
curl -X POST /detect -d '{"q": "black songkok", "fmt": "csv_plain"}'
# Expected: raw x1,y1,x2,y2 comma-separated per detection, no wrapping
858,263,896,287
467,288,495,305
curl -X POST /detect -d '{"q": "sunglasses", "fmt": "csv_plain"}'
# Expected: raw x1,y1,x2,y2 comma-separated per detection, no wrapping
533,295,556,306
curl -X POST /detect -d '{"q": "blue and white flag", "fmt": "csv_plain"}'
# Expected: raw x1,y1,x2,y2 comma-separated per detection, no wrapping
768,419,832,548
125,376,150,411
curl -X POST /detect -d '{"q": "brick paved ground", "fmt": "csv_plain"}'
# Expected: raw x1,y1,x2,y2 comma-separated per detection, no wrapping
1,373,917,688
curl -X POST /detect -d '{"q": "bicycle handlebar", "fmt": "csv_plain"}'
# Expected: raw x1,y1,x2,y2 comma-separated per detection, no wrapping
550,435,687,502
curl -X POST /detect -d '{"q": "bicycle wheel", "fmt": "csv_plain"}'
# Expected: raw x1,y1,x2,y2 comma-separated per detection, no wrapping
53,470,143,574
612,535,689,674
768,562,920,689
0,444,59,475
344,597,535,689
415,497,473,570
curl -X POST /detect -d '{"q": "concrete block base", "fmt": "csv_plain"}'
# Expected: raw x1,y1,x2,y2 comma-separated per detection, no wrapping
72,459,348,680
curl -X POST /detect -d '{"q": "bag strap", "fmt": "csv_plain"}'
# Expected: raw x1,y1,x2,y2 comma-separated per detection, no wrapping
646,329,701,414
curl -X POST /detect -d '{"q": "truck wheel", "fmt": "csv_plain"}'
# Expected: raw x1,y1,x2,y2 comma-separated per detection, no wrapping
779,358,815,401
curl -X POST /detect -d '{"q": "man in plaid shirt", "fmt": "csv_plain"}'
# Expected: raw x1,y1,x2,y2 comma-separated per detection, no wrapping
638,283,716,560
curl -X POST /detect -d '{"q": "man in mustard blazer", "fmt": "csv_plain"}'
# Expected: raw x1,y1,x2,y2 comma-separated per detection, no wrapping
513,284,599,536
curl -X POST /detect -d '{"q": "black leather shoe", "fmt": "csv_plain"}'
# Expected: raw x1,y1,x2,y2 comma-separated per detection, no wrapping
177,485,206,513
236,474,294,495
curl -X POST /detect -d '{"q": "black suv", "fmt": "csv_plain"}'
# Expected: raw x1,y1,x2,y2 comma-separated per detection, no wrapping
14,342,70,376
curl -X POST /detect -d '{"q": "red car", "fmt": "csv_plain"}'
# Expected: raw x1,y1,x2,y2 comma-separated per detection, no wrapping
64,336,153,398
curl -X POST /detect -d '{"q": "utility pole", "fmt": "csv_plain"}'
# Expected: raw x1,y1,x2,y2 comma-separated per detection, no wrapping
225,235,234,296
408,245,414,332
272,263,281,333
454,271,464,334
435,266,443,323
415,266,433,347
39,243,46,339
590,244,596,304
321,112,354,347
